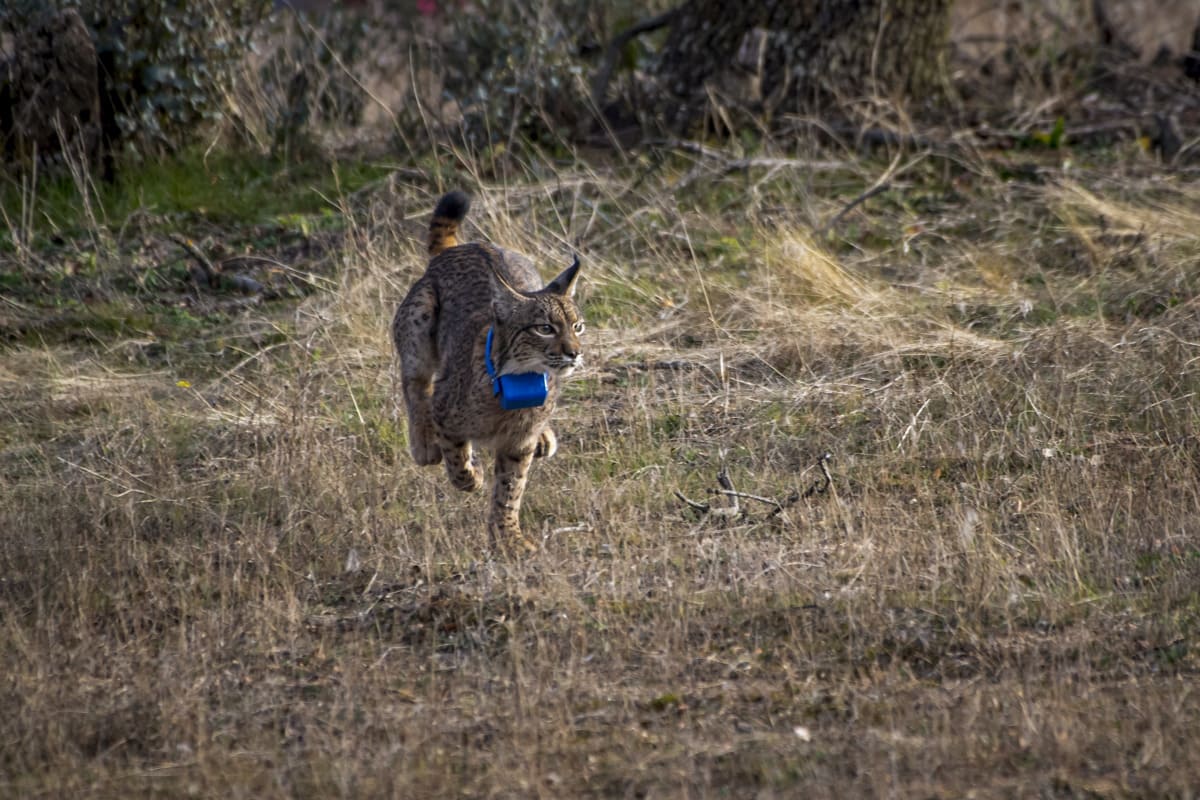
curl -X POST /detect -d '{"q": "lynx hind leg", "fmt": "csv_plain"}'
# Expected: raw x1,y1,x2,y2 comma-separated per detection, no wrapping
440,436,484,492
401,376,441,466
533,427,557,459
488,449,537,553
394,285,441,466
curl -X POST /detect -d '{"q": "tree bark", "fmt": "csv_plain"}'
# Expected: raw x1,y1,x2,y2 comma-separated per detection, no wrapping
653,0,952,129
1187,21,1200,81
2,8,101,167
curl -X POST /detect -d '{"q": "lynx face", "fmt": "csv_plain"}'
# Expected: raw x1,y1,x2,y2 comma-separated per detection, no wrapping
493,293,585,378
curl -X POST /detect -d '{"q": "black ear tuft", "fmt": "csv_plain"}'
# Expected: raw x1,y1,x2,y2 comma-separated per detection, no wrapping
433,191,470,222
545,253,581,297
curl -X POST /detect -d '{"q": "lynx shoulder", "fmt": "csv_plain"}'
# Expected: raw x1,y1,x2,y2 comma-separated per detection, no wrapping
392,191,584,551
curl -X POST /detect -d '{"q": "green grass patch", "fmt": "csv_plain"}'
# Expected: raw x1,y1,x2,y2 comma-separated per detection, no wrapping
0,147,391,245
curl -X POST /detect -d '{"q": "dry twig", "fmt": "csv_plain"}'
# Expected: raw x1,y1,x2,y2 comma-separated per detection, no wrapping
666,139,846,190
817,150,923,235
675,454,834,520
172,234,267,295
770,452,834,517
590,8,681,109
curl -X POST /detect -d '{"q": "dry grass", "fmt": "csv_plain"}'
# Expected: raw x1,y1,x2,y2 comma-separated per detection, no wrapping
3,122,1200,799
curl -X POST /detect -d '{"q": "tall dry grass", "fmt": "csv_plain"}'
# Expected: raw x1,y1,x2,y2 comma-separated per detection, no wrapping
4,0,1200,791
3,134,1199,796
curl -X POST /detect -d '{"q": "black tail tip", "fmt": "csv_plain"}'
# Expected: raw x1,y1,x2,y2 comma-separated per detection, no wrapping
433,190,470,222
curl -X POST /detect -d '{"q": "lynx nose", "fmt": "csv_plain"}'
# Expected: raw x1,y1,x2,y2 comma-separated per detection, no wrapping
562,342,580,360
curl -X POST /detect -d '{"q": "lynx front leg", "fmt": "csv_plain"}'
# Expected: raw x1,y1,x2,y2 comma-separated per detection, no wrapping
488,448,537,552
439,437,484,492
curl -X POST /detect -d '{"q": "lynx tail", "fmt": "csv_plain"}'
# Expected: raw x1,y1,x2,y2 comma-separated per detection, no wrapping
428,191,470,256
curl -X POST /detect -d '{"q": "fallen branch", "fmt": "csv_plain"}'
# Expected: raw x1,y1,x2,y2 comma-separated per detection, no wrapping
817,150,924,235
673,490,711,514
818,182,892,234
590,7,682,109
675,470,739,518
222,254,336,292
675,454,834,521
770,452,834,516
663,139,847,190
172,234,266,295
712,488,783,512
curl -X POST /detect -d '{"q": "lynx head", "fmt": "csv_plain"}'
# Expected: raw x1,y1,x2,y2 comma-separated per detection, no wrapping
490,256,584,378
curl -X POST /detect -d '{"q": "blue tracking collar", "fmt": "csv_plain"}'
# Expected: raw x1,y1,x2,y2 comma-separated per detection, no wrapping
485,327,549,410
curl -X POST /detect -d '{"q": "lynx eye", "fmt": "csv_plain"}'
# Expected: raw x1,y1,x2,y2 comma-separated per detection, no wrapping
572,321,585,334
533,324,556,336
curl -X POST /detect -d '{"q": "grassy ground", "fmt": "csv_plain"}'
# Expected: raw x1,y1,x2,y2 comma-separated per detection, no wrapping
2,133,1199,798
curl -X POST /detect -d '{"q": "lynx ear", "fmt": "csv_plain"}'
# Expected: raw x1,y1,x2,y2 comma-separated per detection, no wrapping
544,254,580,298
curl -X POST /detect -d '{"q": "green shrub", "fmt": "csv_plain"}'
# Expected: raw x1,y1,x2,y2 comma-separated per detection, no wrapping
2,0,269,159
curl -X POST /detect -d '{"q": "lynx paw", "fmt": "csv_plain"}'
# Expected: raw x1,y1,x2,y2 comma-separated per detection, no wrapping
533,427,558,459
441,444,483,491
447,460,483,492
488,519,538,554
410,429,442,466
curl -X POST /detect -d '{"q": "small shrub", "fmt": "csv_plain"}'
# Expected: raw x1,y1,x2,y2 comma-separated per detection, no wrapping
251,9,371,157
437,0,594,148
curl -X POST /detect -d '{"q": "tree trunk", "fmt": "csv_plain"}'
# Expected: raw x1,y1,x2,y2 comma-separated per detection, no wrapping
654,0,952,129
2,8,101,168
